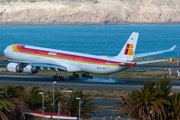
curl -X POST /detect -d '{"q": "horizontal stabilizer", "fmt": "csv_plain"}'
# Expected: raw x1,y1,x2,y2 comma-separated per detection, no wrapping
136,59,169,65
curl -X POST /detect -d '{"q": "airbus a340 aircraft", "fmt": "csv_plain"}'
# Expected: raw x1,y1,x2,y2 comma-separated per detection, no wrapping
4,32,176,80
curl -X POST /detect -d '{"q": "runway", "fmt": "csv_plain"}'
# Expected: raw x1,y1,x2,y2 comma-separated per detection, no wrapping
0,74,180,91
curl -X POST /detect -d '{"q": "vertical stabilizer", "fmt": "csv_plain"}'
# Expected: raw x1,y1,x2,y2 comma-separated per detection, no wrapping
114,32,139,61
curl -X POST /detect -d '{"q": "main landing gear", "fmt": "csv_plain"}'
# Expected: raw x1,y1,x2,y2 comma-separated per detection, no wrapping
53,75,64,81
53,71,64,81
52,71,92,81
69,72,93,80
69,72,79,80
82,73,93,79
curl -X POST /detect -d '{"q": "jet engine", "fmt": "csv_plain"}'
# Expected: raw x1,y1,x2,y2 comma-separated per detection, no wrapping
23,65,39,74
7,63,23,73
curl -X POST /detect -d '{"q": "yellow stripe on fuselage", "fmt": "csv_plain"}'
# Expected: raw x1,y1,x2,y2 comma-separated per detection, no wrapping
12,44,20,52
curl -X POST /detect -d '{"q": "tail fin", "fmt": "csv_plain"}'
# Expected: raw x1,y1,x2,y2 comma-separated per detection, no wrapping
114,32,139,61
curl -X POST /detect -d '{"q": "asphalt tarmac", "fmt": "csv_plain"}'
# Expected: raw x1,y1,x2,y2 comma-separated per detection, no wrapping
0,74,151,90
0,74,180,90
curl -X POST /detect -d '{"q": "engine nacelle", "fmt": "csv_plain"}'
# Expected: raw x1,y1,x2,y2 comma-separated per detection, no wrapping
23,65,39,74
7,63,23,73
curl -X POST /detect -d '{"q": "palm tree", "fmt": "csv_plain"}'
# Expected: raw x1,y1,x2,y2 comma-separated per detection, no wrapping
63,90,99,118
45,89,62,112
154,79,174,119
6,85,24,98
115,91,141,119
132,82,169,120
168,92,180,120
6,85,29,120
0,86,15,120
155,79,173,99
23,86,43,110
116,81,171,120
54,90,65,113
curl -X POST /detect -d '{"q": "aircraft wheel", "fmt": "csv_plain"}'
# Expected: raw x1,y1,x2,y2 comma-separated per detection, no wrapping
82,73,91,78
75,74,79,79
72,73,79,79
60,76,64,81
53,75,57,80
82,73,86,78
69,76,73,80
86,73,89,77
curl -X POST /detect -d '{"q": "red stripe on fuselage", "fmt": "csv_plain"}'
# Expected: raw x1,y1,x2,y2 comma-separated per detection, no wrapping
15,44,124,66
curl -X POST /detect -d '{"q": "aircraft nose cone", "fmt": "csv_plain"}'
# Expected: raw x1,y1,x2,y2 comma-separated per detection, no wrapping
4,47,8,55
4,46,11,57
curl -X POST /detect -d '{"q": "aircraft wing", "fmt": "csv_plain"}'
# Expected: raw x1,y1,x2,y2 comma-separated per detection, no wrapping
30,62,81,72
134,45,176,58
30,63,67,71
6,60,82,72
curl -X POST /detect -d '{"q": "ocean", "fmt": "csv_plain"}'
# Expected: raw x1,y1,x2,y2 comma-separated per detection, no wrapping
0,25,179,58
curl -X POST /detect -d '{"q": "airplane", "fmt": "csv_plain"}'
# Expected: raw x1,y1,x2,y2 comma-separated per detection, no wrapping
3,32,176,81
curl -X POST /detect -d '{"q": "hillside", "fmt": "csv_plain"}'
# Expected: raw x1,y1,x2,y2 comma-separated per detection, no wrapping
0,0,180,25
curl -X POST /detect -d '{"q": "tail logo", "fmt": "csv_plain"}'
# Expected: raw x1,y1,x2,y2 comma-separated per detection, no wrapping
124,44,134,56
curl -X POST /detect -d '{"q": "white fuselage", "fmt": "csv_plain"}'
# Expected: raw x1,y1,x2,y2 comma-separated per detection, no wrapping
4,44,133,74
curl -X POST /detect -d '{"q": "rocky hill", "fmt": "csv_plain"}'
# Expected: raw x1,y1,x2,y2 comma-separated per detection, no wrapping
0,0,180,25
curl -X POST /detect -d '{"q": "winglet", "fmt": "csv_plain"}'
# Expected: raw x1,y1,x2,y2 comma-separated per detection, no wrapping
169,45,176,51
